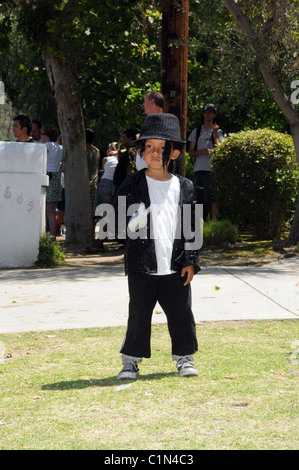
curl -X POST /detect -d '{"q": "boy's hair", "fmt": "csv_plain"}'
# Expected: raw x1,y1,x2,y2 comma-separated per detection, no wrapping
138,139,184,171
13,114,32,135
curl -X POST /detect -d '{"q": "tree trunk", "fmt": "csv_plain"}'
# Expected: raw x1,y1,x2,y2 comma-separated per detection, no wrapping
161,0,189,175
43,48,92,244
222,0,299,244
12,0,92,244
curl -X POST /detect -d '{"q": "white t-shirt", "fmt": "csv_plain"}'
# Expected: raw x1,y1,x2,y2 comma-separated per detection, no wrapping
188,126,223,172
102,156,118,180
44,141,63,172
146,174,180,275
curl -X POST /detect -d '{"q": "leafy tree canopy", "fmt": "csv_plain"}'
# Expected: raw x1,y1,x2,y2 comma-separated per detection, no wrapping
187,0,294,134
0,0,297,146
0,0,162,148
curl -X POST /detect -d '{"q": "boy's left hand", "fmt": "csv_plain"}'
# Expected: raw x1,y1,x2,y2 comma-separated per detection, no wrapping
181,265,194,286
128,203,151,232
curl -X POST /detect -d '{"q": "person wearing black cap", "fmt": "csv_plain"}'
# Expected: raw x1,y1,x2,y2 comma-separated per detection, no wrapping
188,104,223,220
113,113,200,380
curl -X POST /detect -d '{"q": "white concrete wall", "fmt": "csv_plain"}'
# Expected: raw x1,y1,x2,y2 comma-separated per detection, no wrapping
0,142,48,268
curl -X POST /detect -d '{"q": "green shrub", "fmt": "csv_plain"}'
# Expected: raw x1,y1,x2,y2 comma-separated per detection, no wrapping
211,128,298,239
34,233,66,268
203,219,238,246
184,152,194,181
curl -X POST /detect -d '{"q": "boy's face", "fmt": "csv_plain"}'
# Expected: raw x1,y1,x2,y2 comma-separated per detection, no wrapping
141,139,179,170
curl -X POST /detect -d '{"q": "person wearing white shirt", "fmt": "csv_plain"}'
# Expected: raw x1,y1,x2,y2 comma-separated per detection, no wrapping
41,125,63,239
188,103,223,220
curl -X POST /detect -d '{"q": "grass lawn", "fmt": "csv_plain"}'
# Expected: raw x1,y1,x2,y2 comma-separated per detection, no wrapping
0,320,298,450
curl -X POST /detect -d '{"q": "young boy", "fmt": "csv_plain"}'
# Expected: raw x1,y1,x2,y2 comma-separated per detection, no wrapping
114,113,200,379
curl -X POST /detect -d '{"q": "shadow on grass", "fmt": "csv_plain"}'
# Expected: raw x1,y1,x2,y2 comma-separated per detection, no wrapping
42,372,178,390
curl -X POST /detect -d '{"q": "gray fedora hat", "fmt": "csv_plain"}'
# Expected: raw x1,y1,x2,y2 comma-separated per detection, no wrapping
134,113,185,146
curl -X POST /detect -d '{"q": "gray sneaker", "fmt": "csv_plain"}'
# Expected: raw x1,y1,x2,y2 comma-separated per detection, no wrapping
117,362,139,380
176,356,199,377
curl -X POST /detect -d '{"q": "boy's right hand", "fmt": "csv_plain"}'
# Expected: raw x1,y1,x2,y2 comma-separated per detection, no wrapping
181,265,194,286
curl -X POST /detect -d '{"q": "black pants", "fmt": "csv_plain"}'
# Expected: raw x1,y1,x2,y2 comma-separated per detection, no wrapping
120,272,198,358
193,170,216,221
193,170,215,204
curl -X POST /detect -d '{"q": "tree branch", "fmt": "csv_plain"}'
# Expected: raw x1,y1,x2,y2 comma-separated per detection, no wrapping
222,0,256,42
222,0,299,126
263,0,288,33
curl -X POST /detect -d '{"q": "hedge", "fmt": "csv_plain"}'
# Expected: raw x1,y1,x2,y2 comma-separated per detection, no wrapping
211,128,298,239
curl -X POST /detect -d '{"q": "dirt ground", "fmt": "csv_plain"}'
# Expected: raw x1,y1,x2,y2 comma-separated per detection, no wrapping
58,238,125,268
58,236,299,269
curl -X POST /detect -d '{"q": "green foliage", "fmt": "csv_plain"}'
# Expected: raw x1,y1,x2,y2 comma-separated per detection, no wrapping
187,0,293,135
1,0,296,148
0,9,12,51
1,0,297,149
0,8,58,129
79,0,162,145
0,1,162,146
184,152,194,181
203,219,239,246
211,128,299,239
34,233,66,269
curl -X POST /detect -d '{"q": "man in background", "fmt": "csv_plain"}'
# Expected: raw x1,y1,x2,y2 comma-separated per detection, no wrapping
136,91,164,171
12,114,34,142
188,103,224,220
31,120,42,142
142,90,164,115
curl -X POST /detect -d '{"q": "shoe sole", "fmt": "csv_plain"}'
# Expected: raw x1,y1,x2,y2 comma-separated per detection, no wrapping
117,371,139,380
116,374,137,380
179,368,199,377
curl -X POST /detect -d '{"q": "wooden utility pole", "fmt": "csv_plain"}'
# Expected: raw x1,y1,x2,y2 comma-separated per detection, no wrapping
161,0,189,174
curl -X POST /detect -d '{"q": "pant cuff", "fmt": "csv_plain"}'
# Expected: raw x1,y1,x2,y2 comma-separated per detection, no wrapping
172,354,194,361
121,354,142,364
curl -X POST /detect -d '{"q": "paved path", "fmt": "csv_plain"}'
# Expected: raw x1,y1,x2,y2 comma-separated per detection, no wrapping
0,257,298,334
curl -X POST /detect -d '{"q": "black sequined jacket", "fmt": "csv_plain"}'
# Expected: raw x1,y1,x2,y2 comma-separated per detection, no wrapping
113,169,201,276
